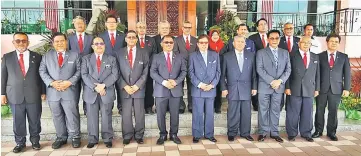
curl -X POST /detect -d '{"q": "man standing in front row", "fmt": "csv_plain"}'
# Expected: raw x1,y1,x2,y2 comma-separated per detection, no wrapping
312,34,351,141
116,30,149,145
39,32,82,149
150,35,187,145
256,30,291,143
285,36,320,142
221,36,257,142
81,37,119,148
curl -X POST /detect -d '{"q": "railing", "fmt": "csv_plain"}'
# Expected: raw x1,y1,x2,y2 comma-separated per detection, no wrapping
1,8,92,34
236,8,361,36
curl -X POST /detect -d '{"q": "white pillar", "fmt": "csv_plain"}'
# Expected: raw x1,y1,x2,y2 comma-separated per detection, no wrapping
86,0,108,34
220,0,237,12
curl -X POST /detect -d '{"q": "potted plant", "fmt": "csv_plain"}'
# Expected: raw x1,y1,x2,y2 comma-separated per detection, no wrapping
209,9,239,44
92,9,126,36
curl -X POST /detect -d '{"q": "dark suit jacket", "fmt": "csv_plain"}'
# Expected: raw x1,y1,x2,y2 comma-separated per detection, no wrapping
99,31,126,57
173,35,198,60
286,50,320,97
279,36,300,53
153,35,175,54
67,33,94,56
81,53,119,104
221,50,257,100
188,50,221,98
318,51,351,94
248,33,268,52
1,51,45,104
150,52,187,97
221,38,256,55
115,47,149,98
137,35,157,63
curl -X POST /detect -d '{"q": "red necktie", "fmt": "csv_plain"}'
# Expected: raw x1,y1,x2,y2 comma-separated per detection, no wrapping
128,48,133,68
186,36,190,51
97,55,101,73
167,53,172,72
78,34,83,53
262,34,266,48
110,33,115,47
140,38,145,48
329,54,335,68
287,36,291,52
58,52,63,67
303,52,307,68
18,53,25,76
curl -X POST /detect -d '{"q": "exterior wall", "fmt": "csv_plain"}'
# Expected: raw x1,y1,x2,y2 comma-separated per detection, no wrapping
1,35,45,57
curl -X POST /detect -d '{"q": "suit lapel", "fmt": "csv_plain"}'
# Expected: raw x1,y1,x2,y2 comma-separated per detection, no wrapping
52,50,60,70
72,35,80,52
104,32,112,48
61,52,70,68
12,51,23,78
99,54,107,76
179,37,188,52
133,48,142,70
196,51,207,70
231,52,241,77
265,48,277,67
90,54,99,78
333,51,341,68
294,52,306,76
304,53,316,76
206,51,214,74
292,37,298,51
84,34,90,51
123,48,131,70
26,51,36,77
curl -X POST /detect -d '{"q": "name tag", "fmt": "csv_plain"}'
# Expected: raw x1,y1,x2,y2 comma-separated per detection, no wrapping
68,61,74,64
139,61,144,64
246,47,251,50
314,61,318,63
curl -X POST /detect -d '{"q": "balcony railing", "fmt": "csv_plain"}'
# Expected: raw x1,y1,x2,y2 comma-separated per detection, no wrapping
1,7,92,34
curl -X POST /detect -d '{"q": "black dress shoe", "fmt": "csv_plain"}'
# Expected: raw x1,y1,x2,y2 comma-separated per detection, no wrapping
288,136,296,141
32,143,41,150
193,137,200,143
312,131,323,138
72,138,81,148
188,109,192,113
215,108,221,114
123,139,131,145
13,144,25,153
170,135,182,144
52,139,67,149
258,135,266,142
136,138,144,144
253,107,258,111
270,136,284,143
302,137,314,142
242,136,254,141
327,134,338,141
105,142,112,148
87,143,97,148
156,136,167,145
118,109,122,115
205,137,217,142
179,110,185,114
228,136,235,141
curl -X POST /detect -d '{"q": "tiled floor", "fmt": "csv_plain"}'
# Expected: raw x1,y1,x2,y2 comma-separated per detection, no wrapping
2,131,361,156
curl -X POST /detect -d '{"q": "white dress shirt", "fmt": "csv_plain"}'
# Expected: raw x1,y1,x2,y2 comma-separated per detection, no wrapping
183,34,191,43
127,46,137,67
285,35,294,50
16,50,30,73
259,33,268,46
76,32,85,42
95,53,103,61
108,30,117,40
164,51,173,64
299,49,310,68
200,50,207,67
327,50,337,63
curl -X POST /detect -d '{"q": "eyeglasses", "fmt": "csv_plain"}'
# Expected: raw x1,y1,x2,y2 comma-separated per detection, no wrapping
14,39,28,44
269,37,280,40
106,21,117,24
93,42,105,46
163,41,174,44
183,27,192,29
198,42,208,44
126,36,137,39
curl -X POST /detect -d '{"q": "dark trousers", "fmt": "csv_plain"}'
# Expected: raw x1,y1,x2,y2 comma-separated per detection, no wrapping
156,97,181,136
251,94,258,110
144,75,155,110
315,89,342,135
115,82,122,111
10,103,42,145
286,95,313,138
121,98,145,140
280,94,290,111
227,100,251,137
214,84,222,110
192,97,215,138
180,77,192,111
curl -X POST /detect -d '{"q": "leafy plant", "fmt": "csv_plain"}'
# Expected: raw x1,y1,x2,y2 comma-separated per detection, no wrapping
209,10,238,44
340,95,361,120
92,9,126,36
1,105,11,116
33,34,53,55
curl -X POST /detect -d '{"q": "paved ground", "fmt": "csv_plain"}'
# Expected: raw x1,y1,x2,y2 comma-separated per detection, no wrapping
2,131,361,156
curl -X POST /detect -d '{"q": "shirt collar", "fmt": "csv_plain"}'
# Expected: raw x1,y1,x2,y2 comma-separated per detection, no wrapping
16,49,29,55
57,51,66,55
200,50,207,54
299,48,309,55
76,32,85,37
108,30,116,35
127,46,136,52
164,51,173,56
235,49,244,54
183,34,190,40
269,47,278,52
327,50,337,56
138,35,146,39
95,53,103,58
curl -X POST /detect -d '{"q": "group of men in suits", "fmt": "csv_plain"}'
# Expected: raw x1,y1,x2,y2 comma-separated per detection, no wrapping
1,15,352,153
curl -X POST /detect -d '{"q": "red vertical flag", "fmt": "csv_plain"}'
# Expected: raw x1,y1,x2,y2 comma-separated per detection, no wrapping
44,0,59,32
261,0,274,29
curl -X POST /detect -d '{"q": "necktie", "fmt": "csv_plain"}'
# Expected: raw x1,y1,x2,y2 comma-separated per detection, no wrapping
186,36,190,51
287,36,291,52
128,48,133,68
18,53,25,76
303,52,307,68
262,34,266,48
58,52,63,67
110,33,115,47
272,49,278,67
329,53,335,68
97,55,101,73
140,38,145,48
238,53,244,72
167,53,172,72
78,34,83,53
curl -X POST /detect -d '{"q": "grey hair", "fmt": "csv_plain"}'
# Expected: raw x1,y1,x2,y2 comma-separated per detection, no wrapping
136,21,146,27
234,35,246,42
73,16,86,24
283,22,294,28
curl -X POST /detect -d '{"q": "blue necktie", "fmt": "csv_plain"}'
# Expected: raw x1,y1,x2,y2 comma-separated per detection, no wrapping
238,53,243,72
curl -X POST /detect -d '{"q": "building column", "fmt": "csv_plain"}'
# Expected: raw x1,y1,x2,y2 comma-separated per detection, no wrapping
86,0,108,34
220,0,237,12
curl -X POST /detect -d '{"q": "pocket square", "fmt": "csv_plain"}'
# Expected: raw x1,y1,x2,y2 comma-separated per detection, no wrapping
68,61,74,63
246,47,251,50
105,64,111,68
139,61,144,64
212,60,216,63
314,61,318,63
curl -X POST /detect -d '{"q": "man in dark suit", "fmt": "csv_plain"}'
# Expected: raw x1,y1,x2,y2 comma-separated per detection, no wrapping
248,18,269,111
67,16,94,115
256,30,291,143
81,37,119,148
221,36,257,142
1,32,45,153
115,30,149,145
189,34,220,143
153,20,172,54
136,22,157,114
150,35,187,145
285,36,320,142
312,34,351,141
39,32,82,149
174,21,198,113
99,14,126,114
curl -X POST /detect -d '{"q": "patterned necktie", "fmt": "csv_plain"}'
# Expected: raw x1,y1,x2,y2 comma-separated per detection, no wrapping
262,34,266,48
18,53,25,76
272,49,278,67
140,38,145,48
58,52,63,67
129,48,133,68
110,33,115,47
329,53,335,68
238,52,243,73
78,34,83,53
186,36,190,51
303,52,307,68
287,36,291,52
167,53,172,72
97,55,101,73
